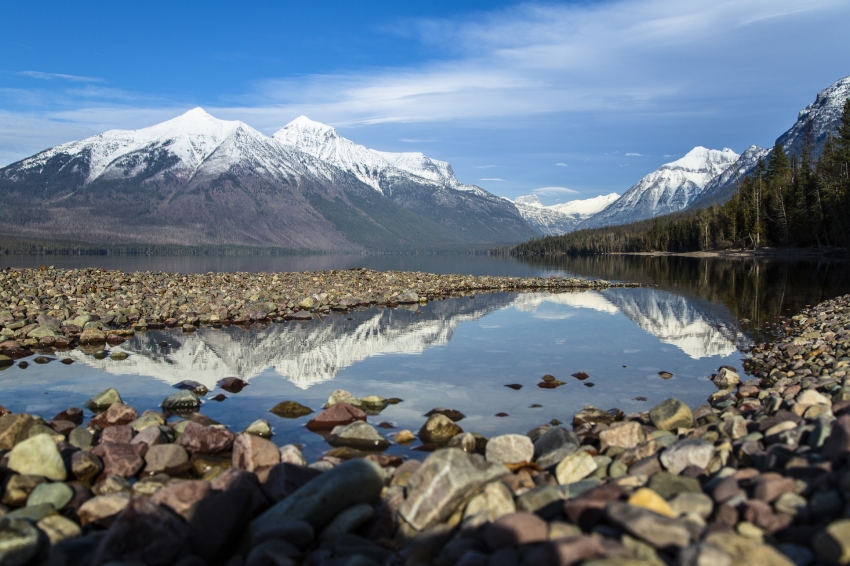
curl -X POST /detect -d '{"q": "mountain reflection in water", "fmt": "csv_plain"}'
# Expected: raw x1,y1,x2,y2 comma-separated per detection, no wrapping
69,287,750,387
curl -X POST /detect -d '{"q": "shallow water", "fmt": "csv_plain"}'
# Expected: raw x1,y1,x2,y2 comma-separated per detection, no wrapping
2,254,849,459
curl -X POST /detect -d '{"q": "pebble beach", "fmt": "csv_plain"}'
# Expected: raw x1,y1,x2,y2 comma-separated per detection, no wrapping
0,268,849,565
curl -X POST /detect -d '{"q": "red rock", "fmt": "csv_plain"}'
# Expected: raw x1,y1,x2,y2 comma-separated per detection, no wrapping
90,403,138,428
53,407,83,424
151,480,212,519
48,420,76,438
176,421,235,455
218,377,249,393
91,442,144,480
106,334,125,345
305,402,366,431
484,512,548,550
753,473,795,502
563,483,625,531
742,499,793,533
100,425,134,444
232,433,280,472
94,496,188,566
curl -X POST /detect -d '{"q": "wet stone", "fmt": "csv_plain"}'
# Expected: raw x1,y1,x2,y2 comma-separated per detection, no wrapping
419,414,463,445
327,422,390,451
650,398,693,431
144,444,190,476
306,403,366,431
85,388,122,412
161,390,201,412
270,401,314,419
232,433,281,472
425,408,466,422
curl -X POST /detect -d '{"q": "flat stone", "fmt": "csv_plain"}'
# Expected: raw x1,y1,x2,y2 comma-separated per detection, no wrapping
0,414,35,450
555,451,598,485
327,422,390,451
69,428,94,449
37,514,82,545
660,439,715,475
605,501,692,549
418,414,463,445
703,532,795,566
0,518,43,566
2,475,46,507
306,402,367,431
161,390,200,412
244,419,273,438
144,444,190,476
77,492,131,526
91,442,144,479
486,434,534,464
648,472,701,500
251,458,384,533
175,421,235,454
270,401,314,419
599,421,646,450
263,463,323,503
650,398,693,431
515,485,562,518
483,512,548,551
679,543,733,566
814,519,850,566
27,482,73,509
533,426,579,458
250,518,314,549
85,388,122,412
669,491,713,519
129,411,165,432
100,424,133,444
399,448,508,531
752,473,795,503
93,495,187,566
462,481,516,529
796,389,831,408
627,488,675,518
130,425,167,449
151,480,212,519
79,328,106,345
233,433,281,472
7,434,66,480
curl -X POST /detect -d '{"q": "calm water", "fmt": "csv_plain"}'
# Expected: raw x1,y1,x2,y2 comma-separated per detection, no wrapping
2,254,849,459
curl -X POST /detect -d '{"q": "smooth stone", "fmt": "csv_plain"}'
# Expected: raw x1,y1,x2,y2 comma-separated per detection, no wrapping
533,426,579,460
814,519,850,565
144,444,190,475
279,445,307,466
270,401,313,419
605,501,692,549
176,421,235,454
27,482,73,510
462,481,516,529
703,532,795,566
85,388,122,412
151,480,212,519
37,514,82,545
5,503,55,522
669,492,714,519
129,412,165,432
713,368,741,389
599,421,646,450
71,451,103,483
485,434,534,464
660,439,716,475
79,328,106,345
325,389,363,409
7,434,66,481
514,485,562,519
161,390,200,411
483,512,548,551
306,403,367,431
251,458,384,533
650,398,693,431
68,428,93,450
399,448,508,531
0,414,35,450
648,472,701,500
249,518,315,549
2,475,46,507
232,433,281,472
77,492,131,527
679,543,732,566
555,451,597,485
92,495,187,565
360,396,388,410
131,425,167,449
0,518,43,566
319,503,374,542
418,414,463,445
753,473,795,503
244,419,273,438
527,535,607,566
627,488,675,518
327,422,390,451
425,407,466,422
91,442,144,479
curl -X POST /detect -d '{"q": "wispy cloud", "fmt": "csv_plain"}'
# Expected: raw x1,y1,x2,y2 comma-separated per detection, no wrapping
480,177,506,181
475,165,504,169
19,71,103,83
398,138,437,143
555,162,568,167
533,186,579,196
625,152,645,157
663,154,676,158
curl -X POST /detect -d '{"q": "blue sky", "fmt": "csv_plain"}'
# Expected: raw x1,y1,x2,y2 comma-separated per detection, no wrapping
2,0,848,203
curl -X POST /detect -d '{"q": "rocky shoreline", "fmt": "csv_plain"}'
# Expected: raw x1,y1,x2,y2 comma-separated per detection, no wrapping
1,286,849,565
0,266,637,360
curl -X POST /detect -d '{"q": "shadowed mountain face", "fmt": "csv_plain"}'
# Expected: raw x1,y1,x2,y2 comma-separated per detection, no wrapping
68,285,751,389
0,109,535,251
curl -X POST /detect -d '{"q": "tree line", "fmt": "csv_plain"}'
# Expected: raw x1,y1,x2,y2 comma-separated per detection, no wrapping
506,99,850,256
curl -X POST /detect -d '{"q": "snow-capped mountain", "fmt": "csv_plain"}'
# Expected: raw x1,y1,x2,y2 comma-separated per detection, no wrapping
580,147,739,229
777,75,850,158
512,193,620,236
0,109,536,250
688,145,770,209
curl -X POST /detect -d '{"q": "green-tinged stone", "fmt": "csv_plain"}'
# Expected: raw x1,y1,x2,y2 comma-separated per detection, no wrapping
27,482,73,510
270,401,313,419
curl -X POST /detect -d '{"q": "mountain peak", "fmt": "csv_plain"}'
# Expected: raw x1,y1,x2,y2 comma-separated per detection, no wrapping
514,195,543,207
279,116,337,136
665,146,738,172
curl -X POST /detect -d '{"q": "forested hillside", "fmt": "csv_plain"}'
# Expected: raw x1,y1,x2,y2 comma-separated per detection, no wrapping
507,100,850,256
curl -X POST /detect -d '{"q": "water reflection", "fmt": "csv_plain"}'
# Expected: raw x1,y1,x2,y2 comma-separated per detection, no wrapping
66,287,751,388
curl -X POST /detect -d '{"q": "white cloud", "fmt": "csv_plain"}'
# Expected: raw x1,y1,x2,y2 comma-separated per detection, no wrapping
398,138,437,143
555,162,568,167
625,152,645,157
532,186,579,196
19,71,103,83
475,165,504,169
480,177,505,181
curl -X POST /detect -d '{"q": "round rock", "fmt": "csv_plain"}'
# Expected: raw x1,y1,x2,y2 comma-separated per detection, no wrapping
161,390,201,412
485,434,534,464
27,482,74,509
7,434,67,481
327,422,390,451
650,398,693,431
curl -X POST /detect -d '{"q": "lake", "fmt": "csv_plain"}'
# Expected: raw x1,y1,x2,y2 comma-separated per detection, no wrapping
2,253,849,460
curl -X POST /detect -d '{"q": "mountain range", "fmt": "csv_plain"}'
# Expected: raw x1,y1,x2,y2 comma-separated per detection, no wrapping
0,109,535,251
1,75,847,249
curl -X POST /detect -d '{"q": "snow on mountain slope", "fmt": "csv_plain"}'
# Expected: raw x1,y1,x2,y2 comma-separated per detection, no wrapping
512,193,620,236
688,145,770,209
6,108,246,184
371,150,459,187
580,147,739,229
778,75,850,158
